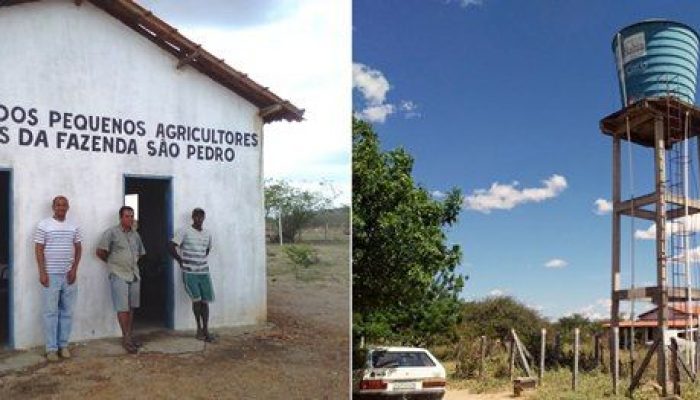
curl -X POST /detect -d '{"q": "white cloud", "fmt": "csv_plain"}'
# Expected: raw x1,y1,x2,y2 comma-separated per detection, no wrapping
400,100,421,119
635,214,700,240
567,298,655,321
352,63,396,123
459,0,483,7
444,0,484,8
489,289,505,296
578,304,604,320
354,104,395,124
169,0,351,200
566,298,621,321
596,298,612,308
352,63,419,123
463,174,568,213
545,259,567,268
400,100,417,111
594,198,612,215
353,63,391,105
635,224,656,240
431,190,447,200
669,246,700,263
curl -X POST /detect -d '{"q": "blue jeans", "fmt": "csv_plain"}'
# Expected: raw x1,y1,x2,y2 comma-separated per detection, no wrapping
42,273,77,352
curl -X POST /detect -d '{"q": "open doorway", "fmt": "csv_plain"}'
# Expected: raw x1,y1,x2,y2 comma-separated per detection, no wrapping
0,170,11,347
124,176,173,330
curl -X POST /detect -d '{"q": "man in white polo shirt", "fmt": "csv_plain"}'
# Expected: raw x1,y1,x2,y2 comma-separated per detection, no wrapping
34,195,82,362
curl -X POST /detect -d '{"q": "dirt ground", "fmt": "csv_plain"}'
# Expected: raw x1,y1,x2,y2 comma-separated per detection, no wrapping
0,239,350,399
444,389,521,399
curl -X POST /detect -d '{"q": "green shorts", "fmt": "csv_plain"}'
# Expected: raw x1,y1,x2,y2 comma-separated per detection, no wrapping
182,272,214,302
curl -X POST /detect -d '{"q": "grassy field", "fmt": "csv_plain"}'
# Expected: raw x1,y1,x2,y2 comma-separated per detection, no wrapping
267,228,350,283
443,346,700,399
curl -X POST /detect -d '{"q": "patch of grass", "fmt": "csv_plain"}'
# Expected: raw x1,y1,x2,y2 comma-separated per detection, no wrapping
448,362,700,399
444,360,512,394
266,228,348,284
531,368,695,400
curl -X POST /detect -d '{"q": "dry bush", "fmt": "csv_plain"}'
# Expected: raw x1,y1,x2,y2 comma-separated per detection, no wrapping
454,337,514,379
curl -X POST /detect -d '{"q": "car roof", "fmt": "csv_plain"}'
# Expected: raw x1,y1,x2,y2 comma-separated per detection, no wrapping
367,346,430,352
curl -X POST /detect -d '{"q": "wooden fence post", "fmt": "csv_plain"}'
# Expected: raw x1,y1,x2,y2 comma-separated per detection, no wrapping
509,339,515,381
480,335,486,378
572,328,579,391
539,328,546,384
511,329,533,378
671,337,681,396
696,334,700,376
594,333,600,367
612,327,619,394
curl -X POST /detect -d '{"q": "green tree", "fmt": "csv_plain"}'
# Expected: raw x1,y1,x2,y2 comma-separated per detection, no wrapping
554,313,603,340
459,296,547,350
352,118,465,347
264,179,326,243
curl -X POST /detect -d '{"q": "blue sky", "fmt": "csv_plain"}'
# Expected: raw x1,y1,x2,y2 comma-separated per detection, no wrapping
353,0,700,320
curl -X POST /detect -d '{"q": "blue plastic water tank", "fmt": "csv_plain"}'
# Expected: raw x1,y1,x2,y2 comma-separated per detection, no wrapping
612,20,700,106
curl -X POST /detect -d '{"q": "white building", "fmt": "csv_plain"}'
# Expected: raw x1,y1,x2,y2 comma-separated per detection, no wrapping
0,0,303,349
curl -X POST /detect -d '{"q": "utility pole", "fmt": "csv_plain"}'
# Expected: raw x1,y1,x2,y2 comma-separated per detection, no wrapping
278,207,283,246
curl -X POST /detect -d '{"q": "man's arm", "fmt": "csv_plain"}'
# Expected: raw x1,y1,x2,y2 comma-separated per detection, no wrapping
96,248,109,262
67,242,82,284
35,243,48,287
168,242,184,268
136,234,146,260
96,229,111,263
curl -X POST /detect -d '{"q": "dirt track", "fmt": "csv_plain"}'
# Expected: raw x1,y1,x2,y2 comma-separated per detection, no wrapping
0,241,349,399
445,389,520,399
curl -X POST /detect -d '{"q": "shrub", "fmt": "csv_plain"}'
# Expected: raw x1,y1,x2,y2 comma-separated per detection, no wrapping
283,244,319,278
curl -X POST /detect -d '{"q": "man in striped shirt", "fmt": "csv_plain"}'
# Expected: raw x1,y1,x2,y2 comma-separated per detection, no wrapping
169,208,215,342
34,196,82,362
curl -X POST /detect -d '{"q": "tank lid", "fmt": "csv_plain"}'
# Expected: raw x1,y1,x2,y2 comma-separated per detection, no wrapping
611,19,700,51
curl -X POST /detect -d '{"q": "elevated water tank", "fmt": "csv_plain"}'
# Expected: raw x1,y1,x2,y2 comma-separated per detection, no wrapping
612,19,700,106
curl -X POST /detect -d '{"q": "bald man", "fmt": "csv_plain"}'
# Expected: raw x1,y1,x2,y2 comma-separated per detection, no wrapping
34,196,82,362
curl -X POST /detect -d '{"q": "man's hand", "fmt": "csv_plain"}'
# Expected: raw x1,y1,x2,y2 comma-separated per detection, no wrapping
39,270,49,287
96,248,109,263
67,267,77,284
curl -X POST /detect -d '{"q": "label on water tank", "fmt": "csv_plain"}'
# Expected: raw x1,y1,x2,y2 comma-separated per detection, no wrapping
623,32,646,64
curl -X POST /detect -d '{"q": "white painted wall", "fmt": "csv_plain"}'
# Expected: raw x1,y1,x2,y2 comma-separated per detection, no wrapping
0,1,267,349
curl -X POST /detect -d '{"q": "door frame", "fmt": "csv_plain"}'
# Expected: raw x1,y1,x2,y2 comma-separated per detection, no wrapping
0,168,13,348
123,174,174,329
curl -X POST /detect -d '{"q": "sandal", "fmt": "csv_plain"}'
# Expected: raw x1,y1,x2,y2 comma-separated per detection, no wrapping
130,338,143,348
122,340,138,354
203,333,218,343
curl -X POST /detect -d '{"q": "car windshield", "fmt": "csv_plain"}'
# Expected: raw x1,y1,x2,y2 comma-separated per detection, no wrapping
371,351,436,368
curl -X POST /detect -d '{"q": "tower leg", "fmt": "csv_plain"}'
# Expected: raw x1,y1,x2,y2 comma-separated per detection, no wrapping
611,134,621,394
654,116,669,396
